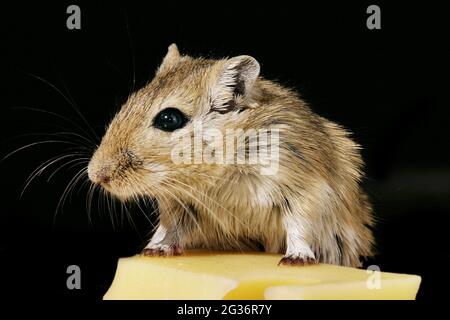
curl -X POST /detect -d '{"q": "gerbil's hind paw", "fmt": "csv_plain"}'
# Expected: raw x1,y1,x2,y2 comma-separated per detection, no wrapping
141,244,183,257
278,254,317,266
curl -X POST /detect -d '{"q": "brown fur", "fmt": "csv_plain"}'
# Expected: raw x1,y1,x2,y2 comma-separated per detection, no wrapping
88,44,374,267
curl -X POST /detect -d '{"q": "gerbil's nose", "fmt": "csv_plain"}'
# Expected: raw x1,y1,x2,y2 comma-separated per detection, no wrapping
88,165,111,185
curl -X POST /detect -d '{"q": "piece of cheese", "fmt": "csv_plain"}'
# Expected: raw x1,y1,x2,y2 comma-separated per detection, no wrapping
103,251,421,300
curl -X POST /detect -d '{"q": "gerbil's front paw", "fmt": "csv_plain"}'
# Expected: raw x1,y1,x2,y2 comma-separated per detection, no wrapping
278,253,317,266
141,244,183,257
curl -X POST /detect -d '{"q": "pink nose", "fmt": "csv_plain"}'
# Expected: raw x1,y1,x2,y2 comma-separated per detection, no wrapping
96,171,110,184
90,166,111,185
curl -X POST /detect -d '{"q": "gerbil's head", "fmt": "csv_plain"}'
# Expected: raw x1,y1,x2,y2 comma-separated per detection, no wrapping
88,44,261,200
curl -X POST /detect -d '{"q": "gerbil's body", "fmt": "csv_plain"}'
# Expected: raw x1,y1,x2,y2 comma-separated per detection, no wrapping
88,44,374,267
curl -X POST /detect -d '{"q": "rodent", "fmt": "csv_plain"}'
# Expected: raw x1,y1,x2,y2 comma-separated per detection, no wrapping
87,44,374,267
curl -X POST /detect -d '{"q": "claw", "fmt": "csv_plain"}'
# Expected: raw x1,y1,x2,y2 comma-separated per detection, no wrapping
141,245,183,257
278,254,317,266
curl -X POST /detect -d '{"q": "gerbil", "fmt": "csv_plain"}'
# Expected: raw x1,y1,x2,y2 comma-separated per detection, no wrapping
88,44,374,267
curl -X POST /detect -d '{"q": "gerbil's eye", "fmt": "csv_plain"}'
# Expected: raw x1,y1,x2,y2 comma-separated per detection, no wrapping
153,108,188,132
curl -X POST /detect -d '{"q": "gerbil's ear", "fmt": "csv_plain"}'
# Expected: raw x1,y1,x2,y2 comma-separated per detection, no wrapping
211,55,260,113
158,43,180,73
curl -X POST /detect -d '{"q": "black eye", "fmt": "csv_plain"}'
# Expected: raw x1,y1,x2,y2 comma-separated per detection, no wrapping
153,108,188,132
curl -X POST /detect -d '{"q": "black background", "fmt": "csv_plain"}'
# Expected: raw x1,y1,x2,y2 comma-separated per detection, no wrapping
0,1,448,301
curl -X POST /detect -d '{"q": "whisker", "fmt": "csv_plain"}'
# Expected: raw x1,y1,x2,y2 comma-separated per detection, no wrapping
162,178,231,234
122,201,141,237
11,106,98,144
123,9,136,93
158,181,209,244
86,182,97,227
126,175,157,229
24,72,99,141
165,176,248,232
20,153,85,198
2,140,81,162
46,157,90,182
162,179,243,249
53,166,88,226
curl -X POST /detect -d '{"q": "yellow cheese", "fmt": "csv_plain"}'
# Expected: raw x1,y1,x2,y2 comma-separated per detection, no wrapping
104,251,421,300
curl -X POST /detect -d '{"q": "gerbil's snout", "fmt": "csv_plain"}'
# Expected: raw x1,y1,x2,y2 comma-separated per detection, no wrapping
87,147,143,197
88,164,111,185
